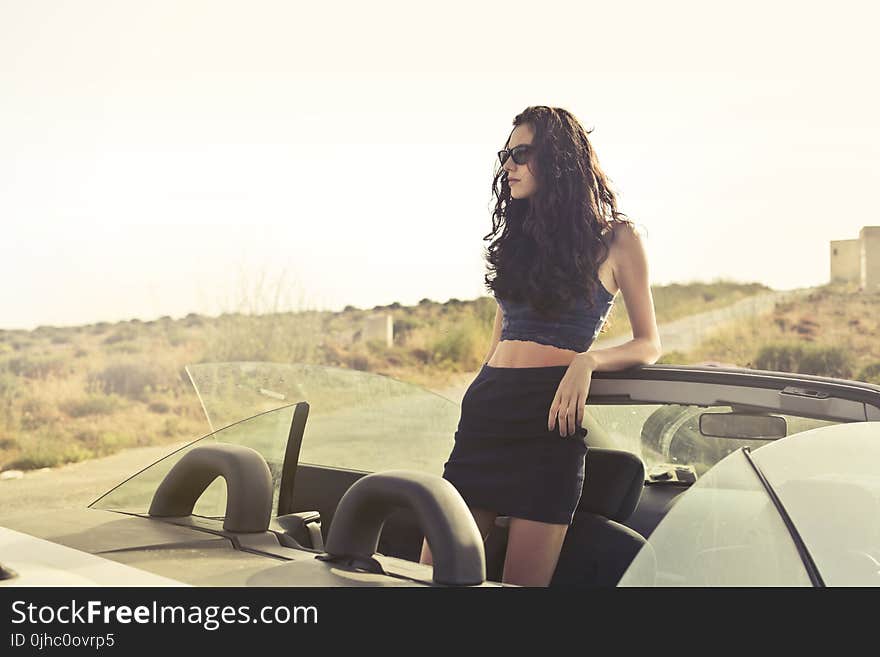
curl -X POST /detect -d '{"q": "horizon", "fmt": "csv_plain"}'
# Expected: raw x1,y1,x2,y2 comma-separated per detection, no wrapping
0,277,806,332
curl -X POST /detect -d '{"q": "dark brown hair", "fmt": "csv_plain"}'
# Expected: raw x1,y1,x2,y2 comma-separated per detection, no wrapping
484,105,637,319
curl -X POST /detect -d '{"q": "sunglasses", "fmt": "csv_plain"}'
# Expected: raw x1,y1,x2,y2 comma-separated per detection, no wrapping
497,144,533,166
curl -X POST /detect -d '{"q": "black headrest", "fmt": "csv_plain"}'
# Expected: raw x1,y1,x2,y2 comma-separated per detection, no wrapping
576,447,645,522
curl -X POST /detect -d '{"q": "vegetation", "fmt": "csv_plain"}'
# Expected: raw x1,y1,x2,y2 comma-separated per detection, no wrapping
4,278,875,473
667,282,880,381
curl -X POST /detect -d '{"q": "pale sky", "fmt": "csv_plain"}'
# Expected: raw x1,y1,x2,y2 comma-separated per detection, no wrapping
1,0,878,330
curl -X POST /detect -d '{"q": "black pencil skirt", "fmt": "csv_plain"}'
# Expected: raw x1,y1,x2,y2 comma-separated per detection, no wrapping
441,363,589,525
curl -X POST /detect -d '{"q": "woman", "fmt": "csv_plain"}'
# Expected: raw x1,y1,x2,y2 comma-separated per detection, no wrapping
419,106,662,587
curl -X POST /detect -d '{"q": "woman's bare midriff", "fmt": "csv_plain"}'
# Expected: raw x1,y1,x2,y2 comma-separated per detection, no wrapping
486,340,582,368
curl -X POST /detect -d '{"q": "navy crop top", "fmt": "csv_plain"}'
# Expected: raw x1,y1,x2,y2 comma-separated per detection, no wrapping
495,282,617,352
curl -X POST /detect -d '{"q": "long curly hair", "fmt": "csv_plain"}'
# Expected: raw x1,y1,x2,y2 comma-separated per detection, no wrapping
484,106,637,320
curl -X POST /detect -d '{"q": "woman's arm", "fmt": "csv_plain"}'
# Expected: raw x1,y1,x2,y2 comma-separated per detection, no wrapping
579,223,662,371
482,302,503,365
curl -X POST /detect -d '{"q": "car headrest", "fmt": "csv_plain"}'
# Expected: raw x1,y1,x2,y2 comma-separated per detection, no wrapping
576,447,645,522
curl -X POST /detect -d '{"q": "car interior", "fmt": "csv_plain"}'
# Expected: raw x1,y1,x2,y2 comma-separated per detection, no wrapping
80,362,880,587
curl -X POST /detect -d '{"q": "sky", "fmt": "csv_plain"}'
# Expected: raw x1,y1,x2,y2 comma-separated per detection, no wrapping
1,0,878,330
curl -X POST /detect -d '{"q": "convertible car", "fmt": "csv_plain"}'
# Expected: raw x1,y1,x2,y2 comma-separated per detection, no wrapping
1,361,878,587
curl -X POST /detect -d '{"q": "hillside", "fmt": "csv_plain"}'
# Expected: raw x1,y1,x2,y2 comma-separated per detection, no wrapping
3,279,845,472
666,280,880,381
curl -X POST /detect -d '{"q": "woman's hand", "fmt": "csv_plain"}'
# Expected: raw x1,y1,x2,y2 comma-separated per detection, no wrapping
548,353,596,437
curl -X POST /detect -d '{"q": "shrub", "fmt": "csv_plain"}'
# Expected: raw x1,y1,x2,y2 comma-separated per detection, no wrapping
792,316,819,338
754,343,802,372
10,338,34,351
797,345,852,378
163,417,184,437
89,362,166,400
754,342,853,378
410,348,431,364
59,395,122,418
4,441,92,470
657,350,688,364
148,400,171,414
19,397,61,430
73,428,102,449
0,371,17,398
107,342,141,354
392,317,421,344
4,355,68,379
856,362,880,385
430,319,485,370
103,325,139,344
472,296,498,326
348,352,371,371
163,325,188,347
96,430,139,452
318,342,347,366
0,372,18,430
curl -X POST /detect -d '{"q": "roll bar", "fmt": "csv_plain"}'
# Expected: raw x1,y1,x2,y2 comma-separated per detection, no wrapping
148,443,273,533
319,470,485,586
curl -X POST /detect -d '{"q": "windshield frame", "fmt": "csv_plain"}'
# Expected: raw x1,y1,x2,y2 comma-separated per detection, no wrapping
742,446,824,587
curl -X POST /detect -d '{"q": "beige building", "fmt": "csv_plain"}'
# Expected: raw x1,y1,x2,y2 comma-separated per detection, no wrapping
830,226,880,291
350,313,394,347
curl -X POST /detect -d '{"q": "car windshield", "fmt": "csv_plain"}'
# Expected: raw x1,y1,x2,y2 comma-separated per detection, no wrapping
748,422,880,586
90,361,460,517
618,446,813,587
620,421,880,586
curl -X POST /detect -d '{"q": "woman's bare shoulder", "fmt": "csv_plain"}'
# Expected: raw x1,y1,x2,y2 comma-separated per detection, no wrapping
603,221,649,290
606,221,647,257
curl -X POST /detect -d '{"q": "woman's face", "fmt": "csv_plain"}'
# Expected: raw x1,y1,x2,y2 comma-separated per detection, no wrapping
502,122,538,199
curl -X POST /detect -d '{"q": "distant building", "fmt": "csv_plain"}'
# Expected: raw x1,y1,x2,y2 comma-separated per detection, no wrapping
830,226,880,291
351,313,394,348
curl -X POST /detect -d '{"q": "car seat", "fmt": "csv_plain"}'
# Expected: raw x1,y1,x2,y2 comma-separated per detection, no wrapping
484,447,655,587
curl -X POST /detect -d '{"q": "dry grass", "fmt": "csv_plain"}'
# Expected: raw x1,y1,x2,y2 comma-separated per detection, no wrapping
672,281,880,381
0,280,785,471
